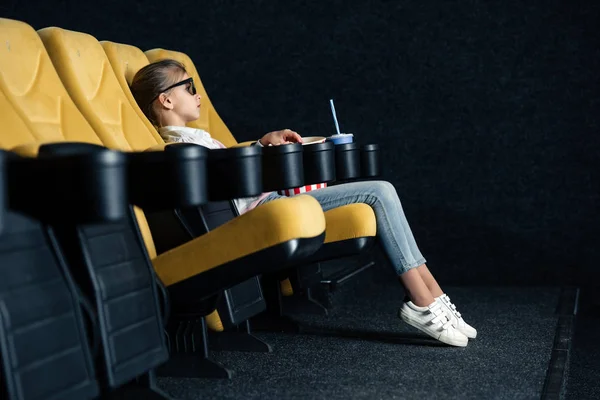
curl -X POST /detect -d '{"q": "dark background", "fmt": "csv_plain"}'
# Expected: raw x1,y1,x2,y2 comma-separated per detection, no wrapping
3,0,599,286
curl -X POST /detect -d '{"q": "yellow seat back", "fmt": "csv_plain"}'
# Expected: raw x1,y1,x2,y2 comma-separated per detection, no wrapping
100,41,157,136
0,18,158,259
145,48,238,147
37,26,164,151
0,90,38,149
0,18,104,152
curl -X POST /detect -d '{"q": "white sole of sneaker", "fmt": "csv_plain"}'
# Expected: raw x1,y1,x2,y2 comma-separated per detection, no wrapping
399,309,468,347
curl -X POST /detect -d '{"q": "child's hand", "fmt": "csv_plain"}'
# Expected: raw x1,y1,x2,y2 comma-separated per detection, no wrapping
258,129,303,146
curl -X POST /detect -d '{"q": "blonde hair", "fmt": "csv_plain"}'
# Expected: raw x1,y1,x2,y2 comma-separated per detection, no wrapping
130,59,187,126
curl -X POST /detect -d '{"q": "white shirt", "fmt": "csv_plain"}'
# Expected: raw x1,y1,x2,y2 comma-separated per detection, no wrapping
158,126,269,214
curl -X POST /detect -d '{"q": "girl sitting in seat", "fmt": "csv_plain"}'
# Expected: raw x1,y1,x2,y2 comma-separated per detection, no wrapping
131,59,477,347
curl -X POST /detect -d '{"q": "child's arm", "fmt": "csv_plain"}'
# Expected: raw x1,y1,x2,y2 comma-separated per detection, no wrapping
257,129,303,146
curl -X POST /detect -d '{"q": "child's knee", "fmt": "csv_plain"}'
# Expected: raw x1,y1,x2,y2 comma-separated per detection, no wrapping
372,180,397,199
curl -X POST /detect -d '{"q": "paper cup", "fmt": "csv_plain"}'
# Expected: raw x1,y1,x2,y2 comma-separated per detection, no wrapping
301,136,327,145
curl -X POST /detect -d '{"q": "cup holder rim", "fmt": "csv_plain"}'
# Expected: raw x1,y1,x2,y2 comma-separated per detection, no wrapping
361,143,379,151
208,146,262,160
261,142,303,155
334,143,359,151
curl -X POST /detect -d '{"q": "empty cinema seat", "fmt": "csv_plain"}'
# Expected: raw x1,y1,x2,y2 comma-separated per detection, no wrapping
0,156,102,400
0,101,133,399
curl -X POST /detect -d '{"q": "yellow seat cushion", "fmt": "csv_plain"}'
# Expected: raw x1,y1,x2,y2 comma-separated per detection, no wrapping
153,195,325,286
323,203,376,243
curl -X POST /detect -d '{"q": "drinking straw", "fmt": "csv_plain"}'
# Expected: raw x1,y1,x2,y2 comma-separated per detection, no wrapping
329,99,342,135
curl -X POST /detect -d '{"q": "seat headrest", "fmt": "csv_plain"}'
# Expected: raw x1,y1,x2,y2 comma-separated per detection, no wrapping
101,40,157,137
0,18,103,150
38,26,164,151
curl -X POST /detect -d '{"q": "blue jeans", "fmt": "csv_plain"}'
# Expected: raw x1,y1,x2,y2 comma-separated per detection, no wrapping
258,180,426,275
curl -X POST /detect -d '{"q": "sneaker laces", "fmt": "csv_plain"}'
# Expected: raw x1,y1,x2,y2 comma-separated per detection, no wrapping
428,301,453,330
441,294,462,319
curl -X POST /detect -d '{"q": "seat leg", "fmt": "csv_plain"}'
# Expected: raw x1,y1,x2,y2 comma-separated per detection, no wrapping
281,286,329,315
252,274,303,333
158,318,233,379
102,371,173,399
209,320,272,352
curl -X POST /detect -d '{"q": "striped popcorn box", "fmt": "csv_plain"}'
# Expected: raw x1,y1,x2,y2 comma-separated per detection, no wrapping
278,183,328,196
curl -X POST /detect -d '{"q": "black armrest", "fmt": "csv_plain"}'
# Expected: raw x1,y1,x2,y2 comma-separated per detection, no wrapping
361,144,381,178
33,141,210,212
334,143,361,180
203,142,339,199
128,143,209,210
37,141,108,157
302,141,336,185
7,144,128,223
330,142,382,182
206,146,263,200
261,143,305,191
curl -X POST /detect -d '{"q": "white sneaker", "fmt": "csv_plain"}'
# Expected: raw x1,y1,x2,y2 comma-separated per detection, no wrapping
398,300,468,347
436,294,477,339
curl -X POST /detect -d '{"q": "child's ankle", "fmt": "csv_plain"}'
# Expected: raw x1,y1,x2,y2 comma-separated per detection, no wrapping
404,294,435,308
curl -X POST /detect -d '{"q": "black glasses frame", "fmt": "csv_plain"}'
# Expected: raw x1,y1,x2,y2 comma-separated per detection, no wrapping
148,77,197,107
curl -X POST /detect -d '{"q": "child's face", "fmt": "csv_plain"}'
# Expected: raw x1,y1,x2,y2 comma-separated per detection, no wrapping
168,73,201,123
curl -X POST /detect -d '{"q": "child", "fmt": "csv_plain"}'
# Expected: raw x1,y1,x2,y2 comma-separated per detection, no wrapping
131,59,476,347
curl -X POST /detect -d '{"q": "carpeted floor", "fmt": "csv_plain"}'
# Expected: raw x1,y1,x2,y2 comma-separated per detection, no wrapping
565,294,600,400
158,283,560,399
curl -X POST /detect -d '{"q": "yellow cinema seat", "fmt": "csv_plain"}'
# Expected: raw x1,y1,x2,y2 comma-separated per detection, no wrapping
102,40,377,331
143,48,378,289
104,41,377,247
0,24,105,153
111,42,377,314
0,19,172,393
0,18,326,292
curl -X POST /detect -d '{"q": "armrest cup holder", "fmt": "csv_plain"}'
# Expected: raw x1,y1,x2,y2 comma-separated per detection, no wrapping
207,146,263,200
129,143,209,210
333,143,361,181
7,143,128,223
360,144,381,178
262,143,304,191
302,141,336,185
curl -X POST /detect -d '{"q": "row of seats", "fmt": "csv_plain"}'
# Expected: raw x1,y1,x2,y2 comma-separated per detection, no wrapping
0,18,378,399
